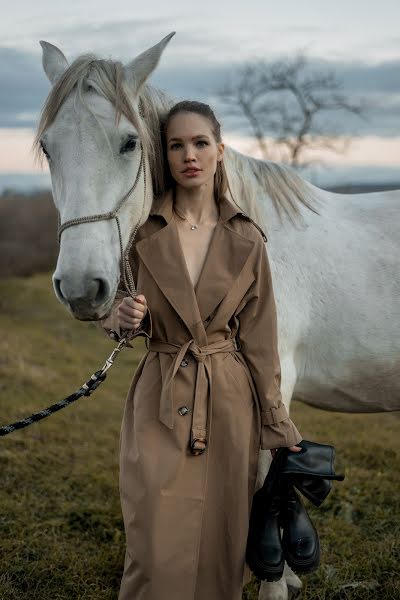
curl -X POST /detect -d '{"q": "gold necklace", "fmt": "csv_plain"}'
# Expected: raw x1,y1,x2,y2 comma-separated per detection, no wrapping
173,204,219,230
173,205,200,230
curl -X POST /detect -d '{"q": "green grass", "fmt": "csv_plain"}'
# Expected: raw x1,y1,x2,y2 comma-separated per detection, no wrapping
0,272,399,599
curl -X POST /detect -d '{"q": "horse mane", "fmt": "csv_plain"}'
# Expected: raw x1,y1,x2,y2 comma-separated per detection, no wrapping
32,51,322,229
32,53,174,196
223,146,323,231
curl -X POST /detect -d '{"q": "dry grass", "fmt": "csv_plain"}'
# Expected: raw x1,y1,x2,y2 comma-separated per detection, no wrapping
0,272,398,599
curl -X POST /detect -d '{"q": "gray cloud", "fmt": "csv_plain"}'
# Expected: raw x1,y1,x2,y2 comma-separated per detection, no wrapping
0,47,48,127
274,26,334,34
36,18,181,61
312,58,400,93
1,44,400,138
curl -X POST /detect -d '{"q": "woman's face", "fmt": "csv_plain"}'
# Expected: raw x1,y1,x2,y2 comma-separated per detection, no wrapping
165,112,224,191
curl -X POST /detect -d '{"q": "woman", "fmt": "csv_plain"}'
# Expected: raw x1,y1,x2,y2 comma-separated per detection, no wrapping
99,100,302,600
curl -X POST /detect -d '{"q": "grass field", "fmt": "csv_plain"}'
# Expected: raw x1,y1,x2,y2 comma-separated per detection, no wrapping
0,273,399,600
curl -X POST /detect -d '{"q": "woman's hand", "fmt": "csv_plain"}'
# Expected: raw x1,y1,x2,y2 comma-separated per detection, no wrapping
117,294,148,331
270,445,302,458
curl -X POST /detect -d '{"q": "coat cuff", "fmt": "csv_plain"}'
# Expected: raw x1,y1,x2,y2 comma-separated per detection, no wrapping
129,308,153,341
261,403,290,425
260,417,303,450
109,308,153,347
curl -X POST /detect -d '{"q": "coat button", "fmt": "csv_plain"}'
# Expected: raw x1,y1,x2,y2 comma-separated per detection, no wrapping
180,358,189,367
178,406,189,416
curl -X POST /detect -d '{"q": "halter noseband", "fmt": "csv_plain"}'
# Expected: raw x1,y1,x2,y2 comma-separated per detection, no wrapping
57,142,147,300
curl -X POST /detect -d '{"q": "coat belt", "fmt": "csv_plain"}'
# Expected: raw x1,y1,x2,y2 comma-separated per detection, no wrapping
148,337,237,455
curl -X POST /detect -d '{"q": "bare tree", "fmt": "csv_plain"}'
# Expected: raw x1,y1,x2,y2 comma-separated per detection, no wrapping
217,51,368,168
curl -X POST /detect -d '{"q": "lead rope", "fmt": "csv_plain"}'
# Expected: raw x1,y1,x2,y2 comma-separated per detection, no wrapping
0,145,147,437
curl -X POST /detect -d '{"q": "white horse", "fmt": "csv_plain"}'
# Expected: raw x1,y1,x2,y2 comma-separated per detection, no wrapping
35,33,400,600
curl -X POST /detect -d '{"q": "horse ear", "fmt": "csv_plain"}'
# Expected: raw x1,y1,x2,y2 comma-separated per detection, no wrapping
123,32,175,94
40,40,69,85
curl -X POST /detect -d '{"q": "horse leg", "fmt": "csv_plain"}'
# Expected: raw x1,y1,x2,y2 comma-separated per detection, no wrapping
258,576,289,600
257,562,302,600
285,563,303,599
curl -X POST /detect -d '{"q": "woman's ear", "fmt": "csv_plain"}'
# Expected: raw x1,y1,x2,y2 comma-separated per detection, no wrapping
217,142,225,161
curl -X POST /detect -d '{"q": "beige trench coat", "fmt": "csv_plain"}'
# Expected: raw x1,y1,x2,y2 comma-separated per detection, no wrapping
98,189,302,600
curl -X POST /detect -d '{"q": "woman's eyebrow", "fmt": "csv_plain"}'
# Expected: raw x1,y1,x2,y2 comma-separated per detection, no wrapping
168,134,211,142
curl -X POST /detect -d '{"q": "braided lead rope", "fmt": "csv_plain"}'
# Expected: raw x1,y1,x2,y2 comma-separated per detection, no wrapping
122,153,148,297
0,146,148,437
0,335,128,437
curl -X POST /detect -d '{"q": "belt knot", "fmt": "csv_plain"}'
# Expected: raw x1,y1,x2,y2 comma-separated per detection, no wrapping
189,343,207,363
148,337,237,456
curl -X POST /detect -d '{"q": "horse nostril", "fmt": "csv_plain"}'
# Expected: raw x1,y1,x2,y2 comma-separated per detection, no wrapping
53,276,65,303
52,274,112,312
94,278,110,306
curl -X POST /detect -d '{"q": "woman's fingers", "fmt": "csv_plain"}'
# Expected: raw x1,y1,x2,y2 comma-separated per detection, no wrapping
120,296,147,317
121,296,146,313
270,445,302,458
118,307,144,322
117,295,148,330
135,294,147,307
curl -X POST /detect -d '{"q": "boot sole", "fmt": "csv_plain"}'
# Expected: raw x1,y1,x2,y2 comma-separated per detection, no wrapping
283,535,320,575
246,552,285,582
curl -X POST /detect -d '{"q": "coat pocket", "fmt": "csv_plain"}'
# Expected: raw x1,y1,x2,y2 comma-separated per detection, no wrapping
222,351,254,407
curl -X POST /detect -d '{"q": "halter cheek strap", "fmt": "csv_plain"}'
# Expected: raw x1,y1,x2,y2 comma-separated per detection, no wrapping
57,142,147,300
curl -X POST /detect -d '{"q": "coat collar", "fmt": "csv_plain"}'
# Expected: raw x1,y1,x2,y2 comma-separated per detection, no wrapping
148,188,245,224
135,189,255,342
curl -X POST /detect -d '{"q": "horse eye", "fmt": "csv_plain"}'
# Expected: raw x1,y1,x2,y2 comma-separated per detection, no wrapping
121,137,137,153
40,141,50,160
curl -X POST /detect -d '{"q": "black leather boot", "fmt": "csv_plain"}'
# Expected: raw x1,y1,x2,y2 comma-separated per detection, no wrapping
246,480,285,581
275,439,345,507
246,440,344,581
278,439,345,482
293,476,332,506
279,483,320,574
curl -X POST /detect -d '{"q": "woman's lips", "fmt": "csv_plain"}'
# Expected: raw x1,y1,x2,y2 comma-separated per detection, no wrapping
182,169,201,177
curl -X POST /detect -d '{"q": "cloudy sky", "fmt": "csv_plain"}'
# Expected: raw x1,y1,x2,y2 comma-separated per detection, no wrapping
1,0,400,191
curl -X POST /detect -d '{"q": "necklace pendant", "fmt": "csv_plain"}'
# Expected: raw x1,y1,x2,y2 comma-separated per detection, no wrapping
191,225,198,230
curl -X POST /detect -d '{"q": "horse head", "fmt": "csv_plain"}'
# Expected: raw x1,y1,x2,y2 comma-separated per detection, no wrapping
35,32,175,320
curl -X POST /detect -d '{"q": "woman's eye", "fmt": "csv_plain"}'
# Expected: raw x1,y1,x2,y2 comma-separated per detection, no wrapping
121,137,137,153
169,141,208,150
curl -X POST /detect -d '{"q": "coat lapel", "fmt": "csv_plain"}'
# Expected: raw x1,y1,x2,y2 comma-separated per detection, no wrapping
136,215,204,340
135,189,256,339
194,218,255,322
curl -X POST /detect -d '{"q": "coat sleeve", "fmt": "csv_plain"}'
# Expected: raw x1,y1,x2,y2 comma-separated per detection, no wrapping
95,288,153,347
236,236,302,450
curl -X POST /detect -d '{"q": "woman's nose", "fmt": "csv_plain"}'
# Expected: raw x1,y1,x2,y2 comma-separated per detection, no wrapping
183,145,196,161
